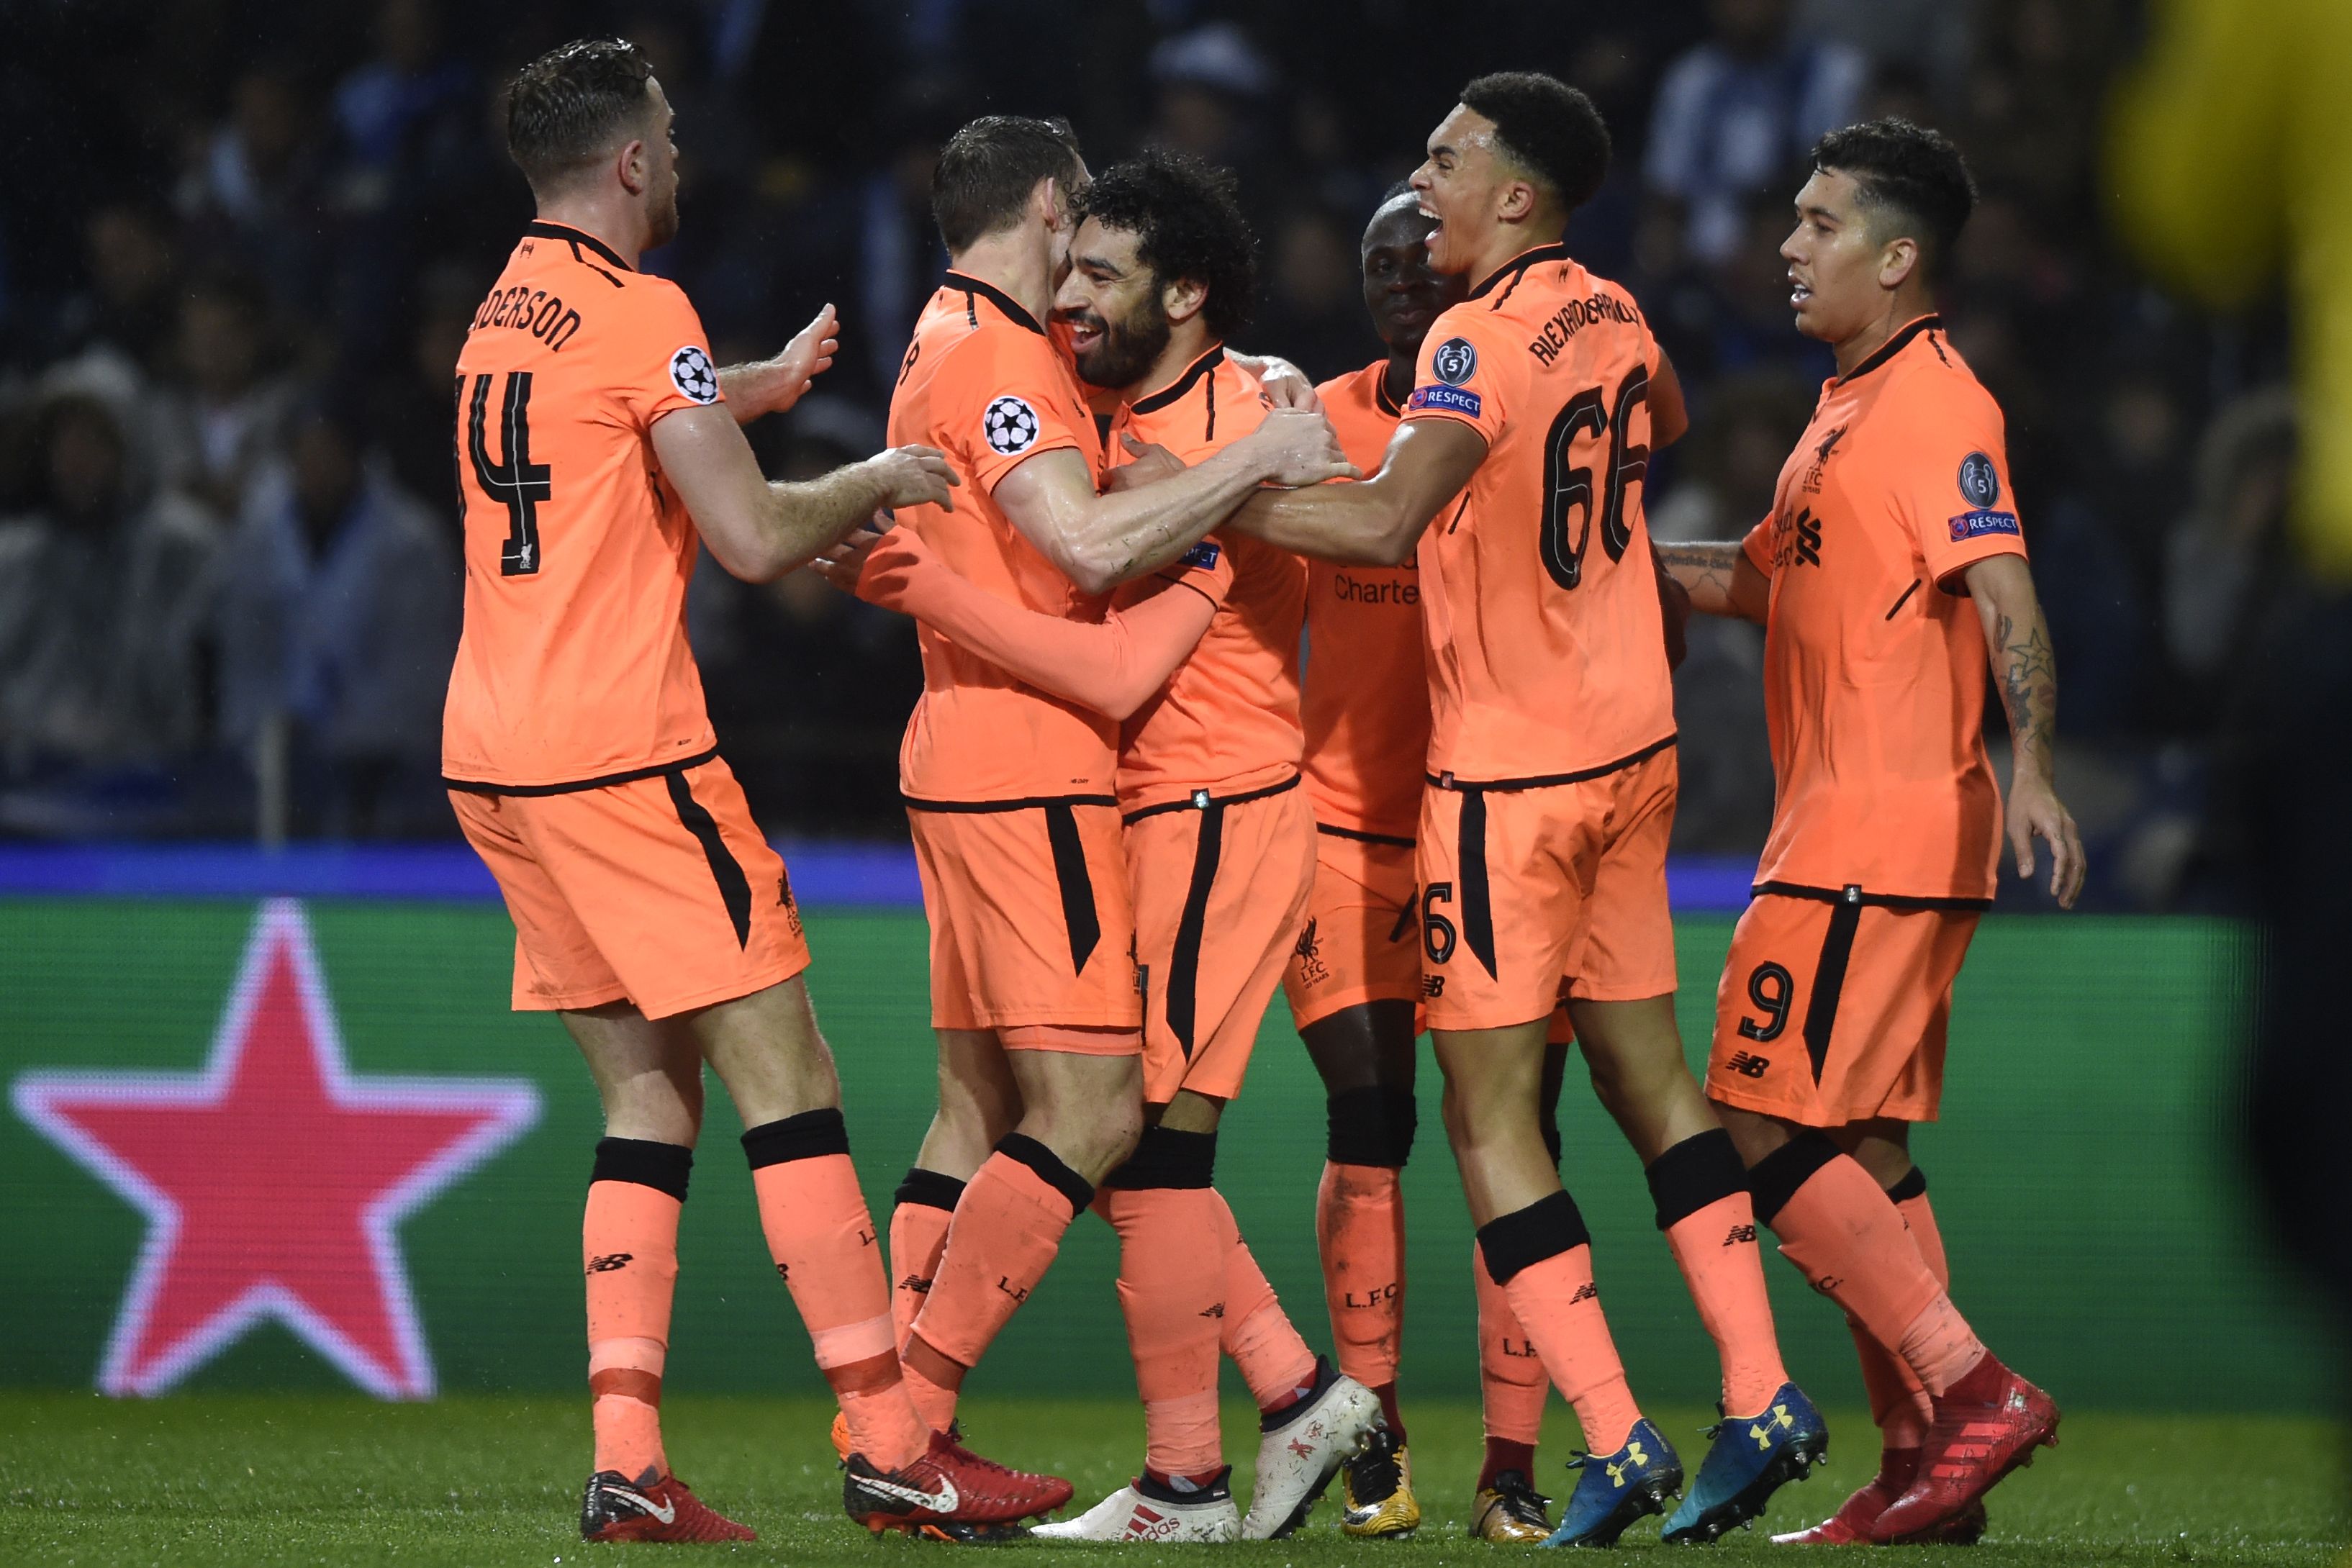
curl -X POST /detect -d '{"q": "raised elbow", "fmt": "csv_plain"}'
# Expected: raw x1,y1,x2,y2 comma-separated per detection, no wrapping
1060,546,1123,598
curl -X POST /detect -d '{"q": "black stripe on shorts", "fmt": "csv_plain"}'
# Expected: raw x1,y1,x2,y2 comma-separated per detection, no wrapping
1165,802,1229,1059
1043,802,1104,976
1800,884,1864,1082
666,770,754,948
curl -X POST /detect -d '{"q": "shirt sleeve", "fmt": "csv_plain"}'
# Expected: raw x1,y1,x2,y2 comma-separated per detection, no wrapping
619,281,726,430
1742,515,1776,576
935,329,1087,495
1128,532,1236,612
1401,308,1510,447
1884,381,2029,586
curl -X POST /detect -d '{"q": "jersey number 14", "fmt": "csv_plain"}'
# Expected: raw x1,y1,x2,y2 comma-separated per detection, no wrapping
1539,363,1649,591
461,371,553,576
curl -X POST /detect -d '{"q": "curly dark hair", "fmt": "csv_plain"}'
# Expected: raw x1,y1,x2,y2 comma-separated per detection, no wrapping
1812,118,1978,281
1075,150,1257,341
1457,72,1611,214
505,38,656,191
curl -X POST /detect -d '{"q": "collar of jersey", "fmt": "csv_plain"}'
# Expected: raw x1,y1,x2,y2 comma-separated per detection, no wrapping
524,221,633,272
1836,313,1942,386
1129,343,1226,415
1372,363,1404,417
1468,241,1570,302
944,271,1047,335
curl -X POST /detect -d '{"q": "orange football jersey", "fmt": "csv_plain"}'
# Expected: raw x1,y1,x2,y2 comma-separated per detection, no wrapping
1400,243,1675,782
1742,314,2027,902
1300,360,1429,840
888,273,1115,803
1107,345,1306,812
442,222,726,787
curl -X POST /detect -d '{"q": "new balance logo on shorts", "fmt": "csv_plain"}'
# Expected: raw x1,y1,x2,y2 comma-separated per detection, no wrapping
1722,1051,1770,1078
1421,974,1445,998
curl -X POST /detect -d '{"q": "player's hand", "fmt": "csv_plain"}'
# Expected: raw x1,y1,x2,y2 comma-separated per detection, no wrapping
852,529,944,614
866,443,961,512
1231,351,1321,413
808,511,892,597
726,304,839,420
1246,407,1360,489
2005,771,2085,908
1107,435,1187,491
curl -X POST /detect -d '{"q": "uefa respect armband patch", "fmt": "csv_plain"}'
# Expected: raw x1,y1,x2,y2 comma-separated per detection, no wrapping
1178,539,1221,571
1407,384,1482,417
1948,508,2022,542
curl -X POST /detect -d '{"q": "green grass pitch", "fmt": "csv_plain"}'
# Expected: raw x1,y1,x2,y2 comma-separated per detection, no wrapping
1,1392,2341,1567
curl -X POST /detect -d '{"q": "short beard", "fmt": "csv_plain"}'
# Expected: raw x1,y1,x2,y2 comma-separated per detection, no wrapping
1075,292,1172,392
646,182,680,250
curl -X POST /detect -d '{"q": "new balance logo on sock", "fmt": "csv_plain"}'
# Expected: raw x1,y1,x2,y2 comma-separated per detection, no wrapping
996,1275,1029,1304
586,1253,633,1273
1723,1051,1770,1078
1198,1302,1226,1318
898,1274,933,1295
774,1262,790,1279
1569,1281,1598,1305
1724,1223,1758,1246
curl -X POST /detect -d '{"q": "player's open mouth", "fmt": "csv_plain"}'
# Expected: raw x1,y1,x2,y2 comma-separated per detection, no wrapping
1067,318,1105,353
1789,277,1812,308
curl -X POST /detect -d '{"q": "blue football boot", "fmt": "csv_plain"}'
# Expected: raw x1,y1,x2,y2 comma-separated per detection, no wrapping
1659,1382,1829,1543
1542,1418,1683,1547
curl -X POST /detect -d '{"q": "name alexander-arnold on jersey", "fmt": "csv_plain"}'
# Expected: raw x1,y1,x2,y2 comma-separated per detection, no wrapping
1528,293,1640,366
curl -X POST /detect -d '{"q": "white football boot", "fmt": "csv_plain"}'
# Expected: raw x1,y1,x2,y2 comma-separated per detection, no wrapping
1031,1469,1241,1544
1240,1356,1385,1538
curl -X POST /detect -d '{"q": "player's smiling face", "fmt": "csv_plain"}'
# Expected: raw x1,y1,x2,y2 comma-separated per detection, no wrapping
1783,168,1889,345
1361,198,1463,354
1409,104,1505,277
1054,217,1175,392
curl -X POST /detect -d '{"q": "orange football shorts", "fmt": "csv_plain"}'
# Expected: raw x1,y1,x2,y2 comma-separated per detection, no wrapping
1281,829,1423,1031
1416,743,1680,1033
1706,888,1983,1125
906,797,1142,1038
1126,781,1316,1103
449,752,810,1020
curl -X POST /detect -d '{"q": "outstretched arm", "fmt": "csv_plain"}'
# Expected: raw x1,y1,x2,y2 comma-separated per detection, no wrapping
815,527,1218,720
1653,540,1770,622
1965,553,2085,907
993,408,1355,594
717,304,840,422
653,404,958,582
1226,417,1488,565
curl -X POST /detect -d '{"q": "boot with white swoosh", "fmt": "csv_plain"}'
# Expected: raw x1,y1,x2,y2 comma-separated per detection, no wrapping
580,1468,756,1542
844,1428,1075,1540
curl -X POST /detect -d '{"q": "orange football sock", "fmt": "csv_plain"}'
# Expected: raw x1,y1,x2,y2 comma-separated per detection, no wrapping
1098,1184,1227,1477
1473,1238,1547,1448
1215,1192,1319,1410
1852,1170,1947,1449
583,1139,687,1482
905,1135,1094,1429
1752,1136,1986,1396
888,1169,964,1354
1480,1191,1642,1455
743,1113,925,1471
1316,1161,1406,1395
1650,1130,1787,1415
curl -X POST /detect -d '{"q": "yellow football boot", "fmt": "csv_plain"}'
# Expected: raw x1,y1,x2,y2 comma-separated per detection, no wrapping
1469,1468,1553,1543
1339,1428,1421,1538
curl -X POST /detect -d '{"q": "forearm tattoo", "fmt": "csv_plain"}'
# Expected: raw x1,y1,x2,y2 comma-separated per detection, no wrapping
1652,541,1742,604
1994,609,2058,776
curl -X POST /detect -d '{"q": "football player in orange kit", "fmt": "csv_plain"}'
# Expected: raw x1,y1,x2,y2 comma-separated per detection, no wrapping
1654,119,2081,1545
1283,185,1565,1544
442,40,1065,1543
839,117,1354,1482
828,150,1379,1545
1225,74,1825,1546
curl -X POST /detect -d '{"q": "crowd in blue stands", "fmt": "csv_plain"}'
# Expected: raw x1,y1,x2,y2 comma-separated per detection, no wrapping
0,0,2297,910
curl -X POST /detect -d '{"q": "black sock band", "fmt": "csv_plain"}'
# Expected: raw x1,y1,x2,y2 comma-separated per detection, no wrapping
1102,1124,1218,1189
895,1166,967,1213
1645,1128,1748,1230
1746,1130,1842,1226
996,1131,1096,1214
1885,1165,1927,1204
1326,1087,1417,1168
740,1107,851,1169
1475,1189,1591,1286
592,1137,692,1201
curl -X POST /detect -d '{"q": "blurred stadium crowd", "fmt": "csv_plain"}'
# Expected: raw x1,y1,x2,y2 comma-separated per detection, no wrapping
0,0,2296,910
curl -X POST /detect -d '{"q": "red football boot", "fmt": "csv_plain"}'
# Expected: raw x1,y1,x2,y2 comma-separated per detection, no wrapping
1773,1448,1987,1544
581,1469,757,1541
1872,1355,2058,1542
843,1428,1074,1537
